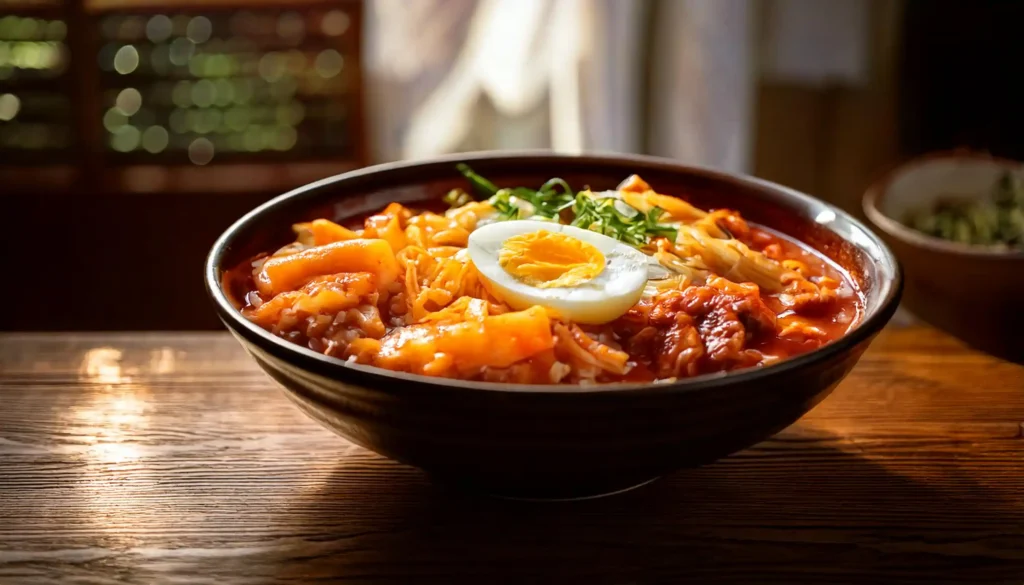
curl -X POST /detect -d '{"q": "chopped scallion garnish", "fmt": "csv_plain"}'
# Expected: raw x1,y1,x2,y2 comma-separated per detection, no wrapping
448,165,679,247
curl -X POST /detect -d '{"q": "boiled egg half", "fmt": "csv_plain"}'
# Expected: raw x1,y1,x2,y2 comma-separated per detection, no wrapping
467,220,649,324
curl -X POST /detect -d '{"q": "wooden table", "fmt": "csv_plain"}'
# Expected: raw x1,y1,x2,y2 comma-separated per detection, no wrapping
1,328,1022,584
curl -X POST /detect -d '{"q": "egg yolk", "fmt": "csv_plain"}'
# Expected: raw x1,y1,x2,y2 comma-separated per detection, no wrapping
498,230,605,288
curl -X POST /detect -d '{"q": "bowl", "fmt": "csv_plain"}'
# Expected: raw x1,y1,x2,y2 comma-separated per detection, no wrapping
206,151,902,500
863,151,1024,364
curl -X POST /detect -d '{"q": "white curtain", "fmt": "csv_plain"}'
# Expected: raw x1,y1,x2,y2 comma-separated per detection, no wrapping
364,0,756,173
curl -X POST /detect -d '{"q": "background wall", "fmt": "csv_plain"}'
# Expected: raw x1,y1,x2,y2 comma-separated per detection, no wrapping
8,0,1021,332
753,0,902,217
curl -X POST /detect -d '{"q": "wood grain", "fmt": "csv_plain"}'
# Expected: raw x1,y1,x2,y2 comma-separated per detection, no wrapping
1,328,1022,584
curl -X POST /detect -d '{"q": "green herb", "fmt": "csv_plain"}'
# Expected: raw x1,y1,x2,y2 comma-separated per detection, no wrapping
905,171,1024,249
452,165,680,247
454,165,574,220
489,189,524,220
504,185,574,220
570,194,678,246
443,188,474,208
532,178,576,217
457,163,499,197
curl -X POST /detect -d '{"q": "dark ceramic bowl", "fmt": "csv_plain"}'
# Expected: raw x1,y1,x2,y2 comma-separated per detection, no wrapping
206,151,902,500
863,151,1024,364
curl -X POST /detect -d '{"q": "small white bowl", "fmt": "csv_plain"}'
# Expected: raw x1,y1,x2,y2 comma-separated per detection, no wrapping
863,151,1024,363
864,151,1024,256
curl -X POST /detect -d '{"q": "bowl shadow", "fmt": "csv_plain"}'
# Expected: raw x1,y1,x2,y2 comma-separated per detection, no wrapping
264,433,1024,585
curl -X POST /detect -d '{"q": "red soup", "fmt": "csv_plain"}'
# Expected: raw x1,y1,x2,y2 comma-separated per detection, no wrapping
224,169,863,384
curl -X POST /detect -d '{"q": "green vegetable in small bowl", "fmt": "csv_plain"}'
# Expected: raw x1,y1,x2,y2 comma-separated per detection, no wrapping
905,172,1024,250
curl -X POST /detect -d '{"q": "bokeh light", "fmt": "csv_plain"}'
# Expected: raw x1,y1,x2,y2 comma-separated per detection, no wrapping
242,127,262,152
225,108,249,132
0,16,71,155
276,102,304,125
321,11,350,37
276,12,304,43
141,126,170,153
115,88,142,116
113,45,139,75
0,93,20,121
314,49,343,78
213,79,234,106
110,125,141,152
146,15,173,43
0,17,63,154
186,17,212,44
226,133,245,151
232,79,254,104
190,79,215,107
192,109,220,134
103,107,127,131
188,137,214,165
168,38,194,67
93,8,356,160
272,125,297,151
1,40,66,72
258,52,286,82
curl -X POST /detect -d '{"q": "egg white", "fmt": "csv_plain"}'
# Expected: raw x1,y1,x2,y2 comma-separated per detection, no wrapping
467,220,650,324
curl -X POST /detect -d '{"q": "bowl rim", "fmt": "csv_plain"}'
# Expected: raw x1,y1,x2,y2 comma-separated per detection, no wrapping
862,149,1024,259
206,150,903,396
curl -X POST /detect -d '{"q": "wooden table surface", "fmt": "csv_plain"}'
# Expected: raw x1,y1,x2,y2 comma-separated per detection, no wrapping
1,327,1023,585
